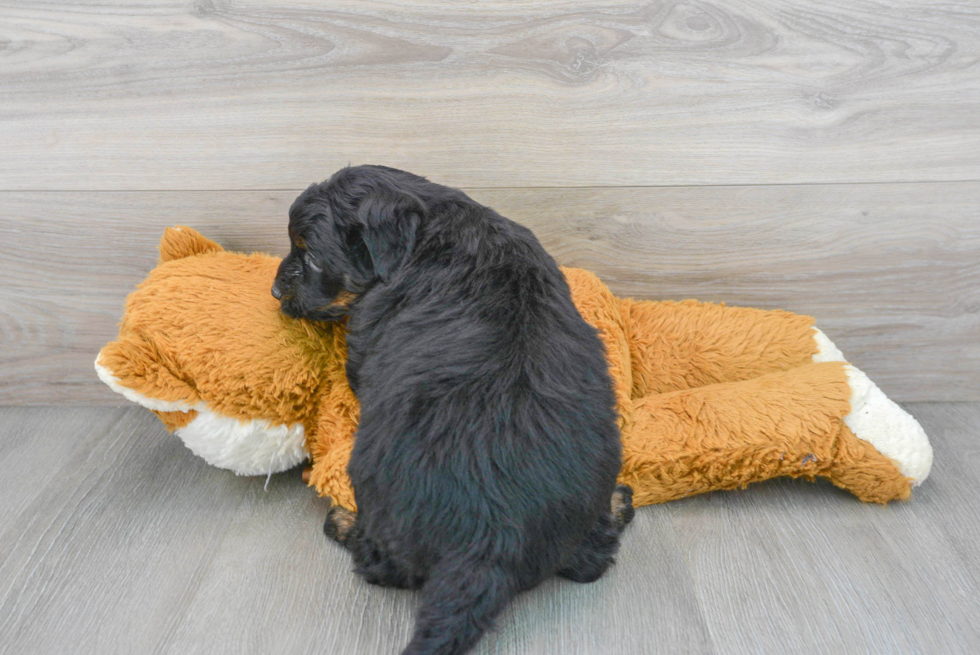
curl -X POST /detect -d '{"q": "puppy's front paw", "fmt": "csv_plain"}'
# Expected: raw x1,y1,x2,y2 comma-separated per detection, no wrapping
324,505,357,547
611,485,635,529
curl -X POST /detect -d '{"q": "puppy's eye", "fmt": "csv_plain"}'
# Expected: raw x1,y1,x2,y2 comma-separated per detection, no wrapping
304,252,322,273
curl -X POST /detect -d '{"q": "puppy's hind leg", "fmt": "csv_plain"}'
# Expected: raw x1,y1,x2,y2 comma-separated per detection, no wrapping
557,485,635,584
324,505,422,589
352,536,424,590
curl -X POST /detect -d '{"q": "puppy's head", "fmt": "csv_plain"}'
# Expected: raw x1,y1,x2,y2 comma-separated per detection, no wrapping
272,166,426,321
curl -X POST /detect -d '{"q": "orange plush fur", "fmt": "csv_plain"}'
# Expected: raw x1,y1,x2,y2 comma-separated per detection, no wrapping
97,227,928,512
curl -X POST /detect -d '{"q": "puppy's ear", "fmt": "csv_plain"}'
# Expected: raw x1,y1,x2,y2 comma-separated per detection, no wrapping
356,190,423,282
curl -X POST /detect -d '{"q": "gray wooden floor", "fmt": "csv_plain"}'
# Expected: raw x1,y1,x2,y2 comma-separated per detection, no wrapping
1,403,977,655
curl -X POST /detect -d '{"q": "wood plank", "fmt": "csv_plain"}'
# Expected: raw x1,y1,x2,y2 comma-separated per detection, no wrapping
889,404,980,597
0,409,710,655
668,401,980,654
0,407,128,537
1,1,979,189
0,407,250,655
2,182,977,404
488,507,713,655
160,468,422,655
1,405,976,654
161,464,713,654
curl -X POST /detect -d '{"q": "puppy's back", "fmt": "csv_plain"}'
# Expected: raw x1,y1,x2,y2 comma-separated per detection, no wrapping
343,177,621,655
349,198,620,577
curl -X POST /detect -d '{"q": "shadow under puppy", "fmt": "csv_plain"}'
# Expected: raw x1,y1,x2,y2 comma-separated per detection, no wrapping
273,165,634,655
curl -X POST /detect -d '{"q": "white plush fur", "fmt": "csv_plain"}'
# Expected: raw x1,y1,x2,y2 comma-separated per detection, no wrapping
810,328,933,485
174,407,308,476
842,365,933,485
811,328,846,363
95,356,308,476
95,359,198,412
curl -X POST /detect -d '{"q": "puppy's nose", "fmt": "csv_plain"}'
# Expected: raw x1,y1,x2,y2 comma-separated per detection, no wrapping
271,282,283,300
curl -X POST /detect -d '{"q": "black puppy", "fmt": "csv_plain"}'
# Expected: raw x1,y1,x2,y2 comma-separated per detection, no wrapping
273,165,633,655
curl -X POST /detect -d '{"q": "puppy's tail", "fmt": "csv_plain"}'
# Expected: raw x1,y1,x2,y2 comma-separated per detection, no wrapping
402,558,515,655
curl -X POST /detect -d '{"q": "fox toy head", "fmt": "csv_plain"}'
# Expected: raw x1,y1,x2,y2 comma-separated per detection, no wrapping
95,226,353,484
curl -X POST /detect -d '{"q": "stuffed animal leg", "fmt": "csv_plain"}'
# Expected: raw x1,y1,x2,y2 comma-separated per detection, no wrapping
614,296,933,505
622,363,922,504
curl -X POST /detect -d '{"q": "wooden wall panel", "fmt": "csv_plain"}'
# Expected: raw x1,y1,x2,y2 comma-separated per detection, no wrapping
1,182,976,404
1,0,978,190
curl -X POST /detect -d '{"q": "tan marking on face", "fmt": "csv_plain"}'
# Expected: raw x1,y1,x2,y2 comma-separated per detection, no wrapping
316,290,359,313
333,290,358,308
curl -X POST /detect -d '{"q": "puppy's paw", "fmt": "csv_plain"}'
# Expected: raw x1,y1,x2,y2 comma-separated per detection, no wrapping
611,485,635,529
324,504,357,547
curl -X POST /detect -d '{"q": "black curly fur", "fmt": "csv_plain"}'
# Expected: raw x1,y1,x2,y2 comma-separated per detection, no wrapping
275,165,632,655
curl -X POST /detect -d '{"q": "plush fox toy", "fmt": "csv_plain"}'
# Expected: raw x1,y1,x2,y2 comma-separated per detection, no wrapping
96,227,933,510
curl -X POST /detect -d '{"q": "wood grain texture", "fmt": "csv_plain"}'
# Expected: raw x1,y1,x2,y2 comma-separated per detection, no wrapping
162,469,422,655
164,465,714,655
0,404,976,654
488,506,713,655
1,0,979,189
668,402,980,655
0,408,250,655
0,407,127,533
1,182,977,404
890,404,980,599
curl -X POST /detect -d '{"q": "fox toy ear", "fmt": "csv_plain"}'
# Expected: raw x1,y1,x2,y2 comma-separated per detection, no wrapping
356,191,423,282
159,226,224,263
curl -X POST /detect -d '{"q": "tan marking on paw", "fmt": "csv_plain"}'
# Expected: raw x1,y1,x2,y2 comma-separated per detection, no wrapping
329,506,357,540
611,485,635,527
